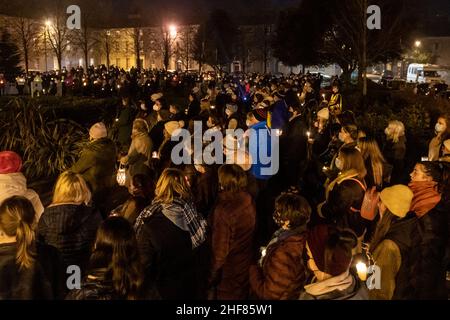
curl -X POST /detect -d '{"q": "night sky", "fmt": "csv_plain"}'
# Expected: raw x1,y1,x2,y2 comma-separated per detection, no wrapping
0,0,448,34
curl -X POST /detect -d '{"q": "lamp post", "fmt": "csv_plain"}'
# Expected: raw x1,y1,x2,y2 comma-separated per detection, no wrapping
415,40,422,48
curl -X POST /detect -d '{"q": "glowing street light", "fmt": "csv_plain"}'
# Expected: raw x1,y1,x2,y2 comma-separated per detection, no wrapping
415,40,421,48
169,24,177,38
45,20,52,27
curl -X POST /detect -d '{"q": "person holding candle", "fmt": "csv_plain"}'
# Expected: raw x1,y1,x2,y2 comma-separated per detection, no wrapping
250,191,310,300
299,224,368,300
368,185,418,300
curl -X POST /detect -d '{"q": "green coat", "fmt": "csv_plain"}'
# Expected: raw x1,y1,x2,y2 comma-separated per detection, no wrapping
71,138,117,194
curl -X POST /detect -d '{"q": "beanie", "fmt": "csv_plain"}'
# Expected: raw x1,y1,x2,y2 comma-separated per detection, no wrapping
0,151,22,174
379,185,414,218
89,122,108,140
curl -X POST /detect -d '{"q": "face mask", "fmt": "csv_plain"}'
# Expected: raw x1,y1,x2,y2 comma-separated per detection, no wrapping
140,103,147,110
335,157,343,170
338,131,346,142
153,104,160,112
435,123,445,133
225,109,232,117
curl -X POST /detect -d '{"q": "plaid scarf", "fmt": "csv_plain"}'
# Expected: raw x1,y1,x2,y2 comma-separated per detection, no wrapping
134,197,207,249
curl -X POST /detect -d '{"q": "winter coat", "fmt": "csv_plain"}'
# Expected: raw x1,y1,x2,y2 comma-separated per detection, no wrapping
412,200,448,299
187,99,200,118
209,191,256,300
0,173,44,221
318,170,368,237
70,138,117,194
299,271,368,300
37,204,103,272
122,132,153,179
383,136,406,184
249,229,308,300
369,212,418,300
248,121,274,180
279,114,308,187
0,242,53,300
115,106,135,148
136,211,197,300
149,121,166,152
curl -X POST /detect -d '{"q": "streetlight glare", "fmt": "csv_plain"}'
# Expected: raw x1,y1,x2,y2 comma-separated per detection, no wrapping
45,20,52,27
415,40,421,47
169,24,177,38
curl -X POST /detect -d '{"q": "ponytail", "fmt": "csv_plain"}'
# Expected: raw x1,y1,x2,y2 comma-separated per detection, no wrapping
0,196,36,270
15,219,36,270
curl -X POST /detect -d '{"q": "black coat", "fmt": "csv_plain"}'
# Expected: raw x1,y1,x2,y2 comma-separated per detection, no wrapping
137,211,196,300
279,114,308,187
383,136,406,184
412,200,449,299
37,204,103,273
0,243,53,299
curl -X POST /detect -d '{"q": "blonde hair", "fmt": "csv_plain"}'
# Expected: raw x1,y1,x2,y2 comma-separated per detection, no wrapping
0,196,36,270
358,137,386,188
154,168,191,204
52,171,92,205
386,120,405,143
339,145,367,180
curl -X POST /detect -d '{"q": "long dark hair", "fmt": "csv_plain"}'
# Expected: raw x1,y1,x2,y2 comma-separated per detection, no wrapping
89,217,143,300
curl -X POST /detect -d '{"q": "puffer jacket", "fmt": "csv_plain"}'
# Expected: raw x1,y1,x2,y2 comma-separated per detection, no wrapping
70,137,117,194
0,173,44,220
209,191,256,300
37,204,102,272
249,228,308,300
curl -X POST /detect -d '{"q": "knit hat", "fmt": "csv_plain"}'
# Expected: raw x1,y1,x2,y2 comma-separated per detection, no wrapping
379,185,414,218
444,139,450,151
89,122,107,140
252,108,268,122
307,225,356,276
151,92,163,102
226,104,238,114
0,151,22,174
164,121,182,136
317,107,330,120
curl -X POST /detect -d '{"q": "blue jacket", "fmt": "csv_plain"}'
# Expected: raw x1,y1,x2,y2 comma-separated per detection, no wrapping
248,121,278,180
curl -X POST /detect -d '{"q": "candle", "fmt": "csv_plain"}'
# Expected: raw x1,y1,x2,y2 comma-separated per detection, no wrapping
356,262,368,281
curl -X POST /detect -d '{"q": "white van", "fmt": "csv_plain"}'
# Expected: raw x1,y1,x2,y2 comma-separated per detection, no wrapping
407,63,442,83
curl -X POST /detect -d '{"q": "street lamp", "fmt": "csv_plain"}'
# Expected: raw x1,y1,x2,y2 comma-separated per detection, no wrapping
169,24,177,38
415,40,421,48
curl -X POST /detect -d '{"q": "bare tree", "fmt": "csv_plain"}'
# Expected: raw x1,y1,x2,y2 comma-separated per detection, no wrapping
72,10,98,70
147,25,178,71
97,29,119,70
175,25,198,71
2,16,40,76
45,13,72,70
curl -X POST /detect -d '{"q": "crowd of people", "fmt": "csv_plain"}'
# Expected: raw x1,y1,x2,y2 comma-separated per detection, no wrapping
0,70,449,300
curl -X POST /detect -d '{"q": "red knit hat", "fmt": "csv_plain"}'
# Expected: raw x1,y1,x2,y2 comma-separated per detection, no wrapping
0,151,23,174
307,224,356,276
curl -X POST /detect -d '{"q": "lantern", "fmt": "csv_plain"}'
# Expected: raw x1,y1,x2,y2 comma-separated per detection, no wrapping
116,164,126,186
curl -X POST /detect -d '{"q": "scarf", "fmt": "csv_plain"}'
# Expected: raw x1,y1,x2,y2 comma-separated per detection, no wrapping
408,181,441,218
134,198,207,249
304,270,353,297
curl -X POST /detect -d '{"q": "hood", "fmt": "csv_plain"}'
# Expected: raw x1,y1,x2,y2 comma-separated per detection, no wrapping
45,204,98,234
86,138,115,153
385,212,417,250
0,173,28,195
